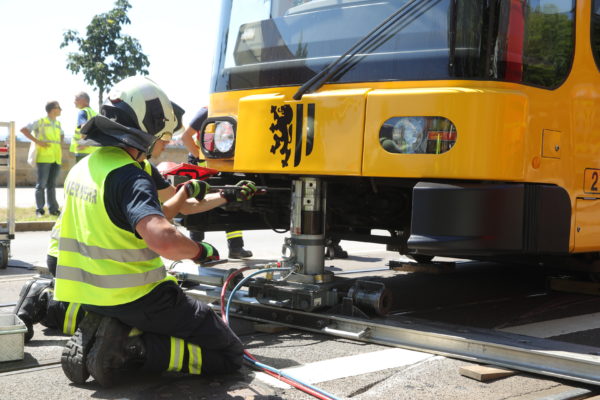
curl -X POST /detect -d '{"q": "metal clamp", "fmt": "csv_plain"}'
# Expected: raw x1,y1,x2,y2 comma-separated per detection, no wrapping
322,326,371,340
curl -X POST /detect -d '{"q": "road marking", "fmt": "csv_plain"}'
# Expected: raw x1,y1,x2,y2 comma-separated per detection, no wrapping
254,348,434,389
498,312,600,338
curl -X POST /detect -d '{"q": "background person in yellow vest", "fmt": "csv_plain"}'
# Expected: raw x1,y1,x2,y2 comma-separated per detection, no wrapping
70,91,97,163
54,76,255,387
181,107,253,259
20,101,64,217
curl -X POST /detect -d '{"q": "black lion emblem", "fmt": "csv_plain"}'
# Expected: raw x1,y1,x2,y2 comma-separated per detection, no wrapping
269,105,293,167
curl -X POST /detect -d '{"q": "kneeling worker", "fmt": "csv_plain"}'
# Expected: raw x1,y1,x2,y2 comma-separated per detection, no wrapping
50,76,256,387
14,129,240,343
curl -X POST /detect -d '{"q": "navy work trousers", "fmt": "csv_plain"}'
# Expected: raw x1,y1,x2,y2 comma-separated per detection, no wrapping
35,162,60,214
84,281,244,374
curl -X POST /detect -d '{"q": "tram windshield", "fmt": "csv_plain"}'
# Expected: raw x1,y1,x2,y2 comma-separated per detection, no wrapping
212,0,575,92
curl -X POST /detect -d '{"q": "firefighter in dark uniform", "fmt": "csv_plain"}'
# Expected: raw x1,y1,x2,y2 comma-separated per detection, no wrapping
35,76,257,387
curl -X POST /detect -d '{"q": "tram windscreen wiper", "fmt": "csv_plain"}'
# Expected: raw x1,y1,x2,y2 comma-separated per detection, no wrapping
293,0,443,100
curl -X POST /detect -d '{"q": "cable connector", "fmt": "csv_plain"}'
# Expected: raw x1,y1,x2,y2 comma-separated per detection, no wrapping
251,261,283,270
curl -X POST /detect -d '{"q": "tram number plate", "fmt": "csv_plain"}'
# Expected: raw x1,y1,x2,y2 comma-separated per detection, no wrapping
584,168,600,194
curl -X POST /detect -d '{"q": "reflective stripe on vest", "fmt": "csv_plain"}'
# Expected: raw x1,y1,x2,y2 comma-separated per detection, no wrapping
36,117,62,164
56,263,167,289
187,343,202,375
59,237,158,262
54,147,174,306
168,337,185,372
70,107,97,154
62,302,82,335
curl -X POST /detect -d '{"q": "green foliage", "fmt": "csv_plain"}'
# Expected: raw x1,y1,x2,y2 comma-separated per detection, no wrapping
60,0,150,108
523,5,574,88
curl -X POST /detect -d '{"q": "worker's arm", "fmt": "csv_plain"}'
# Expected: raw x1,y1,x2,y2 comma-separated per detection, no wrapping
20,126,49,147
181,126,201,158
158,185,187,220
135,214,200,260
178,193,227,215
158,183,227,219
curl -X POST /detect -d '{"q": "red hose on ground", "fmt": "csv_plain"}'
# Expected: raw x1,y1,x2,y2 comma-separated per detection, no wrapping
219,267,335,400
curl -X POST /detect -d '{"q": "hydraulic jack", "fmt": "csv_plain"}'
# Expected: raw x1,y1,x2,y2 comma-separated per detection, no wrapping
247,177,392,316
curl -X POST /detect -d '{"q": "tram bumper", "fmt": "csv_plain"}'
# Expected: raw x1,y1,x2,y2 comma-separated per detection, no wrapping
407,182,571,257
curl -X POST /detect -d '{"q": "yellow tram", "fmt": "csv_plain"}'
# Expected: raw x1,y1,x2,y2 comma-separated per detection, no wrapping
189,0,600,272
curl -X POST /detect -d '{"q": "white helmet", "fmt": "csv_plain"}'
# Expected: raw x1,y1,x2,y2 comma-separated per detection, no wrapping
81,76,184,153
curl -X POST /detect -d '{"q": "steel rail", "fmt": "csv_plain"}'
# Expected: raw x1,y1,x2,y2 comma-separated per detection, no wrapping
187,286,600,386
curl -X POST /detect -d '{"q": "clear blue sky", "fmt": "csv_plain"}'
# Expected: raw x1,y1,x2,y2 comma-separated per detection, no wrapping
0,0,220,139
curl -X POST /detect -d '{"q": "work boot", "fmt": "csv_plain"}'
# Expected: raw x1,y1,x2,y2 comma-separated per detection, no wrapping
61,312,103,384
325,240,348,260
14,277,53,342
86,317,144,388
228,247,253,259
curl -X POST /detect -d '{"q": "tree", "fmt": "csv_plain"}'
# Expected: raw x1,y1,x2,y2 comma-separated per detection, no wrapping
60,0,150,109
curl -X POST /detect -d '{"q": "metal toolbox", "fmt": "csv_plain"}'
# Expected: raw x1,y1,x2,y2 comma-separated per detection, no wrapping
0,313,27,362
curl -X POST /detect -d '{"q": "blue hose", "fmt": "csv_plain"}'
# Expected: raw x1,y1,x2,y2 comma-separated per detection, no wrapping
225,267,286,321
224,268,342,400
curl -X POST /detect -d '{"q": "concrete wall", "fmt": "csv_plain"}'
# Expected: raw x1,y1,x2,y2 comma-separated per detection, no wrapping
3,141,188,186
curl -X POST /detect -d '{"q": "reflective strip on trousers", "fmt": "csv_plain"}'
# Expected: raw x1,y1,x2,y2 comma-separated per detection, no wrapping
59,237,158,262
187,343,202,375
62,302,81,335
226,231,243,240
129,327,143,337
56,264,167,289
168,337,185,372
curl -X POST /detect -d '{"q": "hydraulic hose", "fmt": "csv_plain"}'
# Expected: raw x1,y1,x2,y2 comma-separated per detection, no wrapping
219,266,341,400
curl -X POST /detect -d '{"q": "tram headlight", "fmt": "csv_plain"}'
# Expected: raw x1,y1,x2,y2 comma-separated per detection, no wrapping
379,116,457,154
214,121,235,153
200,117,237,159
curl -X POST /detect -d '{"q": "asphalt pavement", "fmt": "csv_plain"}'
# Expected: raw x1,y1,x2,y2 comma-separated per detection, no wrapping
0,188,597,399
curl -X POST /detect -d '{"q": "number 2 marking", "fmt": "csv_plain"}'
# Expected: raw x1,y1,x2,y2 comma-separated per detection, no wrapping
585,169,600,194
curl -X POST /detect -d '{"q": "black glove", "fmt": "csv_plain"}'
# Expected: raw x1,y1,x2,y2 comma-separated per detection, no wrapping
220,180,257,202
177,179,210,201
191,242,220,263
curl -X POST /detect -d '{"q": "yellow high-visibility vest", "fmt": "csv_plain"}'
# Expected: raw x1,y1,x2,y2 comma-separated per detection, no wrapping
35,117,62,164
54,147,175,306
70,107,97,155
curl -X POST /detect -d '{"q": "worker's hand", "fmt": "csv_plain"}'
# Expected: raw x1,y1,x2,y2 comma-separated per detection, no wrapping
220,180,257,202
177,179,210,201
37,141,50,148
191,242,220,264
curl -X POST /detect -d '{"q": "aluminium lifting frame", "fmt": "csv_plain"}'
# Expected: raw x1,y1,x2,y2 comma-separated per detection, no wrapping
0,121,16,268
